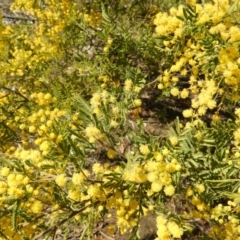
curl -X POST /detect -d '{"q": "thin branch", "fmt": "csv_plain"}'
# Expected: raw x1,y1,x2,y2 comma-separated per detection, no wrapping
32,201,100,240
2,87,29,102
2,13,36,22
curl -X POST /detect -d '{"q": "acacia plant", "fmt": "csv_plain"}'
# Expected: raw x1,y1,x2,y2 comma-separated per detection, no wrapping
0,0,240,239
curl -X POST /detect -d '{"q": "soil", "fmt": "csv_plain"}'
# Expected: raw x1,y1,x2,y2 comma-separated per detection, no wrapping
0,0,13,15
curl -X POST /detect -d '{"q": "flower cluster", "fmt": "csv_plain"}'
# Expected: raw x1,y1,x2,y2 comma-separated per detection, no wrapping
154,0,240,121
1,0,240,239
156,215,183,239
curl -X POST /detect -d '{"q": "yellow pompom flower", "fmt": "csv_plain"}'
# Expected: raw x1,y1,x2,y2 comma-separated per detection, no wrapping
180,88,189,99
139,144,150,155
72,173,84,185
151,182,163,192
123,164,147,183
186,0,196,6
124,79,133,91
175,164,182,171
39,141,51,152
154,152,163,161
0,181,7,194
0,167,10,177
207,99,217,109
170,87,179,97
167,221,183,238
110,120,118,128
31,200,43,214
191,99,199,109
107,149,116,159
129,199,139,210
68,189,81,201
87,184,101,200
85,125,102,143
157,224,170,239
195,183,205,193
29,125,36,133
162,148,169,156
172,76,179,82
197,106,207,116
183,109,193,118
234,128,240,144
164,185,175,196
147,171,159,182
92,163,104,175
107,225,116,235
156,215,167,226
55,174,67,187
169,136,179,146
186,188,194,197
133,99,142,107
166,163,176,173
15,174,24,182
235,108,240,119
158,83,164,89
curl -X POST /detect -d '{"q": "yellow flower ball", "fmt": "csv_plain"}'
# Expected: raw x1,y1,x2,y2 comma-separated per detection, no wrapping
169,136,179,146
147,171,158,182
164,185,175,196
29,125,36,133
207,99,217,109
186,188,194,197
39,141,50,152
154,152,163,161
133,99,142,107
139,144,150,155
158,83,164,89
68,189,81,201
170,87,179,97
124,79,133,91
31,200,43,214
167,221,183,238
157,224,170,239
55,174,67,187
92,163,104,174
107,149,116,159
151,182,163,192
72,173,84,185
87,184,100,199
107,225,116,235
0,181,7,194
0,167,10,177
180,88,189,99
183,109,193,118
162,148,169,156
195,184,205,193
197,106,207,116
85,125,101,143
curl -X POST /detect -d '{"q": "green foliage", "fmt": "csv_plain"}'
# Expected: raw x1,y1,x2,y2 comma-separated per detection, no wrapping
1,0,240,239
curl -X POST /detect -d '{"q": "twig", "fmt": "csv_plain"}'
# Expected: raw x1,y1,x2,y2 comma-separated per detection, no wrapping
2,13,35,22
32,201,100,240
2,86,29,102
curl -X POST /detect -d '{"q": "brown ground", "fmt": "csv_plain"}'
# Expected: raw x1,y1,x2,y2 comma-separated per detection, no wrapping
0,0,13,15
